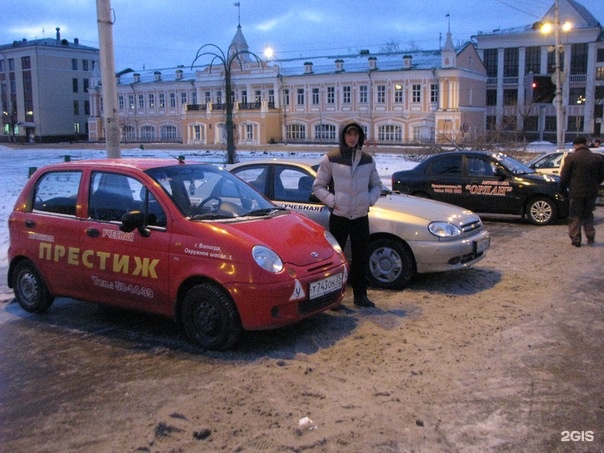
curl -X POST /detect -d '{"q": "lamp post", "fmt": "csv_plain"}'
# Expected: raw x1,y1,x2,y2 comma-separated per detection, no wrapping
191,44,261,164
542,0,571,150
264,47,288,145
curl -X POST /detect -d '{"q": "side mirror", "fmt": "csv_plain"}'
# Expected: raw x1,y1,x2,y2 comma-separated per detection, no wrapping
494,167,506,179
120,210,150,237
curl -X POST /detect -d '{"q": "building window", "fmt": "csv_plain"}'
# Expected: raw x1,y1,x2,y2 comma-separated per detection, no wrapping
502,116,517,130
430,84,438,103
503,48,519,77
84,100,90,116
83,60,89,71
72,59,78,70
138,94,144,109
72,78,78,93
343,86,351,104
483,49,498,78
394,85,403,103
181,92,187,105
524,116,538,131
296,88,305,105
412,84,421,103
525,47,541,75
159,93,165,108
486,116,497,130
597,48,604,62
254,90,261,104
245,124,254,140
377,85,386,103
547,49,564,73
596,67,604,80
359,85,368,103
503,89,518,106
284,89,290,105
312,88,320,105
148,93,155,108
570,43,588,75
596,86,604,99
73,101,79,115
128,95,134,110
544,116,557,131
118,96,124,110
21,56,31,70
268,89,275,105
241,90,248,105
569,87,586,105
327,86,335,104
123,125,136,140
378,124,402,142
170,93,176,108
315,123,336,141
83,79,89,92
487,88,497,106
205,91,211,103
567,115,584,132
287,124,306,140
161,125,177,140
141,125,155,140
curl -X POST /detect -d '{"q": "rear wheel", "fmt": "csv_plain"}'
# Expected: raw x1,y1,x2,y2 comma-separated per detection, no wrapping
526,197,557,225
181,282,242,350
367,238,415,290
12,260,54,313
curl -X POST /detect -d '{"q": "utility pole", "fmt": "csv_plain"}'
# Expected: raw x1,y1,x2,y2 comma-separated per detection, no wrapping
96,0,121,157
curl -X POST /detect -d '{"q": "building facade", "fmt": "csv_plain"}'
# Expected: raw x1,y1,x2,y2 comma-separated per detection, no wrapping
88,26,487,147
473,0,604,144
0,28,99,143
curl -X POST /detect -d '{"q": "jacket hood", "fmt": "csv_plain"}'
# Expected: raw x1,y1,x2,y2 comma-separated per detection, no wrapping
339,122,365,150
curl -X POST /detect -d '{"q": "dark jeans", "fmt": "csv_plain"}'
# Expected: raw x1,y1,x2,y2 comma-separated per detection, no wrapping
329,214,370,297
568,196,596,244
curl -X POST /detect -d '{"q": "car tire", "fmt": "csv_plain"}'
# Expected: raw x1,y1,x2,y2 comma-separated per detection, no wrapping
367,238,416,290
12,260,54,313
526,197,558,226
181,282,242,350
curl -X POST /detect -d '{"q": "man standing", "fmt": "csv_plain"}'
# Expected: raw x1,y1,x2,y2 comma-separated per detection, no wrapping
559,136,604,247
313,122,382,307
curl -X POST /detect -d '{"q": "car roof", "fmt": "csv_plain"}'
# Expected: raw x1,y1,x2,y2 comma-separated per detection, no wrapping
36,158,212,171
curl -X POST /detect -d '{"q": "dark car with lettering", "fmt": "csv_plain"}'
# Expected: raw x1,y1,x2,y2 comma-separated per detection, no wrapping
8,159,348,350
391,151,569,225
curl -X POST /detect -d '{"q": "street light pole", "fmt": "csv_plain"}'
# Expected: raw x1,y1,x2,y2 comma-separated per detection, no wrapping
553,0,565,150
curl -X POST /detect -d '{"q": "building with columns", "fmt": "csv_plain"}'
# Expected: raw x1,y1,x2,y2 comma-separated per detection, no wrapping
88,24,487,147
473,0,604,144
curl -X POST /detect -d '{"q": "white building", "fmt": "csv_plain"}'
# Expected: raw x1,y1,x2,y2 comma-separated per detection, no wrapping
88,24,487,147
473,0,604,144
0,28,99,143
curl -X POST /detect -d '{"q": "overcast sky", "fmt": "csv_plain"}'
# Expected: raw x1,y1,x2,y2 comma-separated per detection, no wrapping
2,0,604,71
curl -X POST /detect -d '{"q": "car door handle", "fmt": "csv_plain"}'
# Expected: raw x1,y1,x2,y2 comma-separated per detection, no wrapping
86,227,100,238
25,219,36,228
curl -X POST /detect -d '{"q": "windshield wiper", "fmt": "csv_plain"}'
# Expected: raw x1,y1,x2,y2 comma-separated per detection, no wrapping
243,207,287,217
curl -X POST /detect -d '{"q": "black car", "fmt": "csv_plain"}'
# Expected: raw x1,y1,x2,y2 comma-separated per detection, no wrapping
391,151,569,225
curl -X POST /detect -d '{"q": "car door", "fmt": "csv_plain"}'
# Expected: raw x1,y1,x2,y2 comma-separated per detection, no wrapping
424,154,467,208
461,155,517,213
80,170,172,310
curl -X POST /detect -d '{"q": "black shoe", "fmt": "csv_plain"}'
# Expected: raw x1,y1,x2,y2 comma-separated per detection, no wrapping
354,295,375,308
587,237,595,245
572,242,581,248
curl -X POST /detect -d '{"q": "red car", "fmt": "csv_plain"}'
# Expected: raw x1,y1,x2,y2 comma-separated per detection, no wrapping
8,159,347,350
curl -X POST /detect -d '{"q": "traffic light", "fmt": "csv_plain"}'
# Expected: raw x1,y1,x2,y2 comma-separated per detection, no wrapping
531,75,556,104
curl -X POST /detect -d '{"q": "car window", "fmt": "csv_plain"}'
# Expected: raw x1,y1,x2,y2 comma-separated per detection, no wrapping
429,155,462,175
274,166,315,202
89,172,166,226
33,171,82,216
231,166,268,194
467,157,495,177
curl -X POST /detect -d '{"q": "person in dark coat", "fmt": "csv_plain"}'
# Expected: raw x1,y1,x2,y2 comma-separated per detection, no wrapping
312,122,382,307
559,136,604,247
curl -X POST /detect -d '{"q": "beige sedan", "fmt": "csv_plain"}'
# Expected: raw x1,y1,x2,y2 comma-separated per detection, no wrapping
230,160,491,289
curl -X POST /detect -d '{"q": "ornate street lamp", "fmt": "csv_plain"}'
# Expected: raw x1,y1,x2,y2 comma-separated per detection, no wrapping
191,44,261,164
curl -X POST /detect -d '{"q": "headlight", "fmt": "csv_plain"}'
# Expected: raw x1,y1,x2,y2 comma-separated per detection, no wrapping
428,221,462,237
252,245,283,273
324,230,343,255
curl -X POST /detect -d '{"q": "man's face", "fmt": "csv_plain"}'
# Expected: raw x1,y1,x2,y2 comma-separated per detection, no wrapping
345,128,360,148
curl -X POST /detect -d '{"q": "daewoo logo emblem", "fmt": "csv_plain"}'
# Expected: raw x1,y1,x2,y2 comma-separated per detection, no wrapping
310,251,319,258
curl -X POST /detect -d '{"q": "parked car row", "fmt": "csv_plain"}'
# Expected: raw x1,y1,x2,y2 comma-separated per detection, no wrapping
8,149,578,350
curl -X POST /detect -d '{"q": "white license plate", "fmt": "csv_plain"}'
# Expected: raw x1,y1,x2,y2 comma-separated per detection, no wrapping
474,237,490,253
309,273,343,300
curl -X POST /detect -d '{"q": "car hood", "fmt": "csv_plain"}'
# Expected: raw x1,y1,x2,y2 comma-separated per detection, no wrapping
374,192,481,226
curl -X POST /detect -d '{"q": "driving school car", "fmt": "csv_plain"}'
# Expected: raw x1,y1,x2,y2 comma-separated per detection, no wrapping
8,158,348,350
229,160,490,290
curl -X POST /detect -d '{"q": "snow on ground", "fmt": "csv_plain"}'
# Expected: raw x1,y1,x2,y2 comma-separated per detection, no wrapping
0,145,418,265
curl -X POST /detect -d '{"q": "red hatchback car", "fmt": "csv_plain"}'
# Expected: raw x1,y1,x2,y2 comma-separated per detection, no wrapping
8,158,348,350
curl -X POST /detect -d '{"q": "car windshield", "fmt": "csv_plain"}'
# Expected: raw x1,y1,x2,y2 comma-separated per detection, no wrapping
145,164,277,220
494,154,536,175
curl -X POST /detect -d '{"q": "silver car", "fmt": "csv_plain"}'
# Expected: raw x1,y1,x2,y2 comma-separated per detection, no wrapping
230,160,490,289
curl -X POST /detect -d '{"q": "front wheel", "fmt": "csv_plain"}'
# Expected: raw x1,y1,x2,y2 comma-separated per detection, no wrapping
12,260,54,313
526,197,557,225
181,282,242,350
367,238,416,290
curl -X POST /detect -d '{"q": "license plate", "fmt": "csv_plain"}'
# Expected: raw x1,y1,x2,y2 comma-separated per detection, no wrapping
309,273,343,300
474,237,490,253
